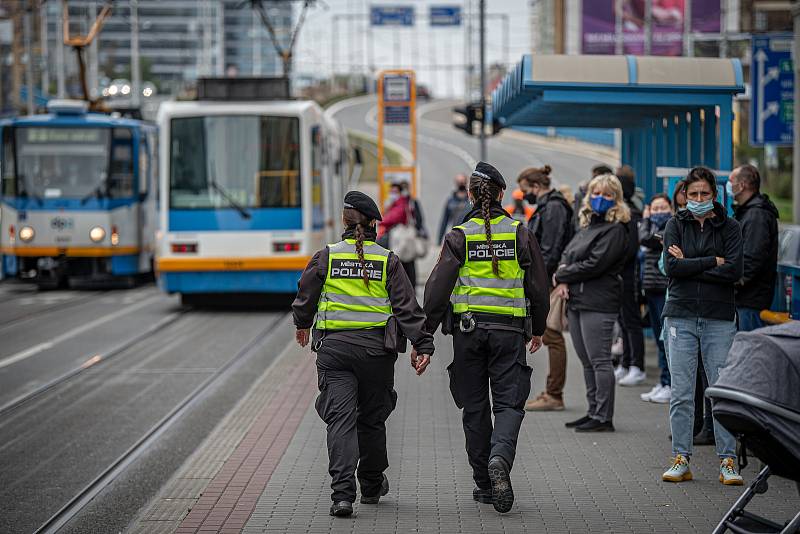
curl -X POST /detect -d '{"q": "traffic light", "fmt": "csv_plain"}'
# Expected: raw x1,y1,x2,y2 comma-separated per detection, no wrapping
453,103,503,136
453,104,479,136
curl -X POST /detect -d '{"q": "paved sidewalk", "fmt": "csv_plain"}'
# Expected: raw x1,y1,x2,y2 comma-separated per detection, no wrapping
239,333,799,534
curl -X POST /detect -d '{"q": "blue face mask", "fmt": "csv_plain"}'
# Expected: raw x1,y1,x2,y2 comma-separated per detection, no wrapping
687,199,714,216
590,195,615,215
650,212,671,229
725,180,734,199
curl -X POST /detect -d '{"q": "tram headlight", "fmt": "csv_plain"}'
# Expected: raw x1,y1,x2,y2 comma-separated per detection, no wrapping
89,226,106,243
19,226,35,242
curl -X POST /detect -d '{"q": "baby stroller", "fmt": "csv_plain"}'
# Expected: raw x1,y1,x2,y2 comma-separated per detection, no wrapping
707,321,800,534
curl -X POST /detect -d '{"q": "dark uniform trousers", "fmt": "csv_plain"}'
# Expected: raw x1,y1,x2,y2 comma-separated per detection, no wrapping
315,345,398,503
449,327,532,489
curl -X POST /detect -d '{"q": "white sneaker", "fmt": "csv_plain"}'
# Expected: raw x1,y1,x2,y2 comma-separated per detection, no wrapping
614,366,627,382
619,366,647,386
649,385,672,404
611,337,624,356
640,384,662,402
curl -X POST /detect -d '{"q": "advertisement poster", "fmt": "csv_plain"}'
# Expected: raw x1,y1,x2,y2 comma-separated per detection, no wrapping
582,0,720,56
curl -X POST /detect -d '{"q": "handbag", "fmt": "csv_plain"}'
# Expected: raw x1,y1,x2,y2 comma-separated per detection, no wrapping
546,290,568,332
389,223,419,262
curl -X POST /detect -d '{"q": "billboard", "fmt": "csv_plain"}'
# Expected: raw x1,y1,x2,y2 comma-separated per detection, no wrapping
582,0,720,56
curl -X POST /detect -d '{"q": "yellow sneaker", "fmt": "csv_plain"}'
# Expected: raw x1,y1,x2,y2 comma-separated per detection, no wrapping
662,455,692,482
719,457,744,486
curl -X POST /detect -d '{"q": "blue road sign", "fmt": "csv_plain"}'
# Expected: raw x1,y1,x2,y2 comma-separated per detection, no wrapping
750,34,794,146
430,6,461,26
384,106,411,124
370,6,414,27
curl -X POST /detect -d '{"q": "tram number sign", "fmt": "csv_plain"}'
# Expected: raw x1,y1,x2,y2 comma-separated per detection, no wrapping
223,260,245,270
467,240,516,261
330,258,383,281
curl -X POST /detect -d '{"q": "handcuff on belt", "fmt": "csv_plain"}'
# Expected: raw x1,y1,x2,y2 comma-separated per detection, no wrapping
459,311,477,333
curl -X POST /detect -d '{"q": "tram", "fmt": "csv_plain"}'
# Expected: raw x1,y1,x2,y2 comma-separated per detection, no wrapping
154,78,351,303
0,100,158,288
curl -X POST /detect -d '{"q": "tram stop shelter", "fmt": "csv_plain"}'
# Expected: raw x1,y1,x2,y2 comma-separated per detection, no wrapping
490,54,745,199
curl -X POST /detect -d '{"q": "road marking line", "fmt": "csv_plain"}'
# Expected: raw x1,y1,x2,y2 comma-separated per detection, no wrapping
0,294,162,370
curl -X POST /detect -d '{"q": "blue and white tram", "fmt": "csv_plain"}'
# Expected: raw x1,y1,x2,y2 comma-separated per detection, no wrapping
155,97,350,302
0,100,158,288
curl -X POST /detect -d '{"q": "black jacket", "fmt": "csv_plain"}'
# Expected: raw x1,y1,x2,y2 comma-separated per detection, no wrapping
437,190,470,243
423,204,550,337
554,215,628,313
292,228,435,356
624,199,643,266
662,203,743,322
734,193,779,310
639,217,669,293
527,189,574,279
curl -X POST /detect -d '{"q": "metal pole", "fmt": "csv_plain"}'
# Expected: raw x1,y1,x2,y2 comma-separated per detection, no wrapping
644,0,652,55
252,8,261,75
614,0,623,55
89,1,98,99
683,0,692,56
719,0,728,58
330,15,337,91
793,2,800,223
131,0,140,106
40,4,49,95
479,0,486,160
24,7,34,114
465,0,472,100
56,0,65,98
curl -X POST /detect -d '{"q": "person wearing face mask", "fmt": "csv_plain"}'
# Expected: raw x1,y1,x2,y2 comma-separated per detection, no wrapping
553,173,630,432
516,165,574,412
638,194,673,404
661,166,744,486
437,174,471,244
379,181,419,286
727,164,779,331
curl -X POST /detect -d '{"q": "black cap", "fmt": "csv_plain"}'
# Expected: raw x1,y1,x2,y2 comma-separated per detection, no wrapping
471,161,506,189
343,191,382,221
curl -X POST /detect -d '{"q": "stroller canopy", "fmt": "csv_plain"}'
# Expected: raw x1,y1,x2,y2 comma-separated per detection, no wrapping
716,322,800,414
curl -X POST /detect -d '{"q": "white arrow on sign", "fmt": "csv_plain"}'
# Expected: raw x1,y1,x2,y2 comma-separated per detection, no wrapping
755,48,781,143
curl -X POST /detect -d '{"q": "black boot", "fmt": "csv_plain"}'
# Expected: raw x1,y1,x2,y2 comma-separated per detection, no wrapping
472,486,492,504
360,474,389,504
565,415,592,428
488,456,514,513
329,501,353,517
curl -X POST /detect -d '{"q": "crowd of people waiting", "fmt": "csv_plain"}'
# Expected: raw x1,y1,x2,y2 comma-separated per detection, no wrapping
431,161,780,484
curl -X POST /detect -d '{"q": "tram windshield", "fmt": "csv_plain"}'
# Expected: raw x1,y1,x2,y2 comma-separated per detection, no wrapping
2,126,135,200
169,115,301,210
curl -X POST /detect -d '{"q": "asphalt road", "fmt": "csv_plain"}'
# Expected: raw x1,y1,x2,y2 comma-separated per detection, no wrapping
0,282,292,534
331,96,614,240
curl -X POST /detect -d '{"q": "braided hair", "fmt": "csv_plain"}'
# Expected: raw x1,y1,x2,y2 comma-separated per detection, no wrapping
343,208,373,288
468,175,503,276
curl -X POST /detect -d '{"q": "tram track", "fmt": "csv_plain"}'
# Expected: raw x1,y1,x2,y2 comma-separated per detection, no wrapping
0,290,111,334
30,313,286,534
0,309,187,420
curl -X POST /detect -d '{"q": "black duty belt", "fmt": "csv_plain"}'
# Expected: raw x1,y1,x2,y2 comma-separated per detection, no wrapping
456,312,525,332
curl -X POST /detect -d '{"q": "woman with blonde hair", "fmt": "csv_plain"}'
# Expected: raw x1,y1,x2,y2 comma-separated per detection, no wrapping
553,174,630,432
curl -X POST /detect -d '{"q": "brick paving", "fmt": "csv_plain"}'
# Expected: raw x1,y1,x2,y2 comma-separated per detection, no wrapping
130,317,799,534
240,332,799,534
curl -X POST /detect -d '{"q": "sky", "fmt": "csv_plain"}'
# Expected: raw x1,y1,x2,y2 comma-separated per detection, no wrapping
293,0,532,99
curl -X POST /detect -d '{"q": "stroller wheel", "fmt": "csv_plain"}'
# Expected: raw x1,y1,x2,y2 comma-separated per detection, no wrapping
754,477,769,495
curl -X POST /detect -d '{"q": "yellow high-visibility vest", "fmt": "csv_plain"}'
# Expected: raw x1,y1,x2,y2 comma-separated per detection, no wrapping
316,239,392,330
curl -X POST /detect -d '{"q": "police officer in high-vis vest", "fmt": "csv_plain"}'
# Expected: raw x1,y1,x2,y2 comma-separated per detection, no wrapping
293,191,435,518
422,162,549,514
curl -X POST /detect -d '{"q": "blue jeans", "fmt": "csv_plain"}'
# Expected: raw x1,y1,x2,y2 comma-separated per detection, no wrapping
664,316,737,459
646,292,669,386
737,307,764,332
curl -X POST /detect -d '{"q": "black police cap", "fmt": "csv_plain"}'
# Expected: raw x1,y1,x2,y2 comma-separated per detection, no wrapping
471,161,506,189
343,191,382,221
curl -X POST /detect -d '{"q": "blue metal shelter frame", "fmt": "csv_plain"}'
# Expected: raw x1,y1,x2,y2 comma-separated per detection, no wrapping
491,55,745,199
